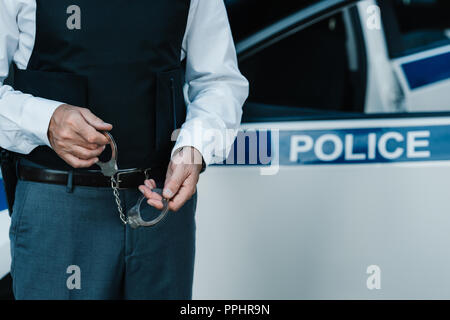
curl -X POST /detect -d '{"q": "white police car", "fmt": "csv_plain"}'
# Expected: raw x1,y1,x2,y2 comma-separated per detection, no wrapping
193,0,450,299
1,0,449,299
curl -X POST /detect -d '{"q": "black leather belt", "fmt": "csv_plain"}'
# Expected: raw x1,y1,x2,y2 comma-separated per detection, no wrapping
17,164,156,190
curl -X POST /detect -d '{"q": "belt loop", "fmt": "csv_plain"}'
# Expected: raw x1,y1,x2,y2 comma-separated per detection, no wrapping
66,170,74,193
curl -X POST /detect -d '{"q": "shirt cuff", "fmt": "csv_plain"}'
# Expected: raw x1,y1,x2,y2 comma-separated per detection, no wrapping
171,139,211,168
21,97,63,148
171,126,213,167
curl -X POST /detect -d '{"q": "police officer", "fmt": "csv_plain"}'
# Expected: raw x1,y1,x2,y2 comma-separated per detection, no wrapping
0,0,248,299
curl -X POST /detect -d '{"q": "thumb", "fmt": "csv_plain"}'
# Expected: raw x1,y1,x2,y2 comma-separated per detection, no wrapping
163,165,186,199
80,108,113,131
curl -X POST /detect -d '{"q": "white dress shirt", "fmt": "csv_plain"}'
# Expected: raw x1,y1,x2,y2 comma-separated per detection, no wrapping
0,0,248,165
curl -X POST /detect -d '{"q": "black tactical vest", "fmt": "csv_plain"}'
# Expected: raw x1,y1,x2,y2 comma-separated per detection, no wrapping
13,0,190,171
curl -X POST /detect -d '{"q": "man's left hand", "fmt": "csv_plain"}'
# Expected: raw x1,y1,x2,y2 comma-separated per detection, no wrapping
138,146,203,212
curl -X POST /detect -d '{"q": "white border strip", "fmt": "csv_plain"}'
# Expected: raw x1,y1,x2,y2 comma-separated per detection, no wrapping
241,116,450,131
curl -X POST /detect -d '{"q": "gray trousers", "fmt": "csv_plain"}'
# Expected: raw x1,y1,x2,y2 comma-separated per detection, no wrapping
9,178,197,300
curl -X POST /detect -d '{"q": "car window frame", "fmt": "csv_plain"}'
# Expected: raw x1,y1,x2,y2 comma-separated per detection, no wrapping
236,1,368,123
378,0,450,59
235,0,450,123
236,0,358,61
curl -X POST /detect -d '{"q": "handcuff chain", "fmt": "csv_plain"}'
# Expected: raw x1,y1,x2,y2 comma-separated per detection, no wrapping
97,131,169,227
111,175,127,225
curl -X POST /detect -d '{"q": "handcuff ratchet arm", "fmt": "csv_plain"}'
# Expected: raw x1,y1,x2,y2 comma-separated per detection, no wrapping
96,131,118,177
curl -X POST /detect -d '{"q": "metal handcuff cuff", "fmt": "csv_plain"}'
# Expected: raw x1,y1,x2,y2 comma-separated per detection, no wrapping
96,132,170,228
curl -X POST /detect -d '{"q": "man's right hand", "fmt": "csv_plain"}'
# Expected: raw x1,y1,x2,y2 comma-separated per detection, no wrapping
48,104,113,168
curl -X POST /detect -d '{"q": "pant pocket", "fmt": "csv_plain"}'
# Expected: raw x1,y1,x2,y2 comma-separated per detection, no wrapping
9,181,31,239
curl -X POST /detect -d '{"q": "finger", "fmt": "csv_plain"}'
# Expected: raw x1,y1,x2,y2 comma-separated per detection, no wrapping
79,108,113,131
142,180,164,209
144,179,157,190
138,185,163,202
70,145,105,160
168,183,196,212
77,119,110,146
163,165,187,199
61,129,102,150
63,152,99,169
84,143,105,151
147,199,165,210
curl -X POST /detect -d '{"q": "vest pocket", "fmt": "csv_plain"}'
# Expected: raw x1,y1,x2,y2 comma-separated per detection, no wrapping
13,66,89,108
155,68,186,155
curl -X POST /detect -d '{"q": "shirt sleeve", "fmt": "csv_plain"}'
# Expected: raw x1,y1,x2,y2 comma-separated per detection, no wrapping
173,0,249,166
0,0,62,154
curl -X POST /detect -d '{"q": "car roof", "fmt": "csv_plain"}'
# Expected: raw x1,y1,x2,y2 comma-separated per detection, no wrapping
224,0,320,42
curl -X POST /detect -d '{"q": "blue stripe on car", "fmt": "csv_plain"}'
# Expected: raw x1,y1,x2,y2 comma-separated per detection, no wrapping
219,125,450,166
402,51,450,90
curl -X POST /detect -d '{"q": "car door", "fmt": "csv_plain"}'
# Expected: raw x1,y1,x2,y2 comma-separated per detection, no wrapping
193,0,450,299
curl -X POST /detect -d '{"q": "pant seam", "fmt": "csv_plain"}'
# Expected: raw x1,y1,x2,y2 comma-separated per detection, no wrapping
10,181,32,296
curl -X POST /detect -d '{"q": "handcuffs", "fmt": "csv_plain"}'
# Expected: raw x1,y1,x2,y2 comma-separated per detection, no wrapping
96,131,170,228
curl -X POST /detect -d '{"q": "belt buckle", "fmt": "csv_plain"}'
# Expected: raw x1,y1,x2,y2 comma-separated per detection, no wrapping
115,168,151,190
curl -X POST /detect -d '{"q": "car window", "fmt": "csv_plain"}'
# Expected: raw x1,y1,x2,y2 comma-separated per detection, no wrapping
225,0,318,42
239,10,364,117
380,0,450,57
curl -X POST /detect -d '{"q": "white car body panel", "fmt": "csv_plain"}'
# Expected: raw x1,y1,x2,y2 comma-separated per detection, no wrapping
193,117,450,299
